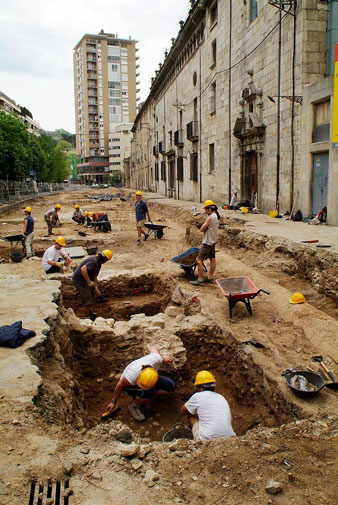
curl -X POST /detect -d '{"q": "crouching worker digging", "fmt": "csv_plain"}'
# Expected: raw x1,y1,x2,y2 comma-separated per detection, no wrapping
107,349,176,421
180,370,236,440
72,249,113,321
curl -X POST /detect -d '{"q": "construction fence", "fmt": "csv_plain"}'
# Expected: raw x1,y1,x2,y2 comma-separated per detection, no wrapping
0,180,88,205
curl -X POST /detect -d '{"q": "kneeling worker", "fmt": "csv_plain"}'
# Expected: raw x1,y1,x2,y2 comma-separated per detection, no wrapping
72,205,85,225
42,236,71,274
106,349,176,421
72,249,113,320
180,370,236,440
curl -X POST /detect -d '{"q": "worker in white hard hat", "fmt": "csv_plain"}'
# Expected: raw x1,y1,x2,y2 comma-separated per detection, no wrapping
72,205,85,225
106,348,176,422
23,207,34,258
44,204,62,236
180,370,236,441
42,236,71,274
135,191,150,245
190,200,220,286
72,250,113,320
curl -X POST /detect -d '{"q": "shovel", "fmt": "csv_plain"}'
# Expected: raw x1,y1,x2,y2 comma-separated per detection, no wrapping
312,355,338,390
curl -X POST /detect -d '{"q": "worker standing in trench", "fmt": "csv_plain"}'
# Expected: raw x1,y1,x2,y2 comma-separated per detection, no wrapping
106,348,176,421
44,204,62,236
72,249,113,321
191,200,220,286
180,370,236,440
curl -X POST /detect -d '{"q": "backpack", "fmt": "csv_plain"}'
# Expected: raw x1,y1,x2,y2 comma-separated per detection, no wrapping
292,210,303,222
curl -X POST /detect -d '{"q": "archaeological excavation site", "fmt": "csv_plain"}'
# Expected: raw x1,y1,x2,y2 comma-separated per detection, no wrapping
0,189,337,505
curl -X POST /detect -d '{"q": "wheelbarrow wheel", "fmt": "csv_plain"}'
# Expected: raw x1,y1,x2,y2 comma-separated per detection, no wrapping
155,229,164,239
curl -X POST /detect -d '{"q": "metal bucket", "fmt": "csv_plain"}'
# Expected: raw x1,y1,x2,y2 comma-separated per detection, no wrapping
86,246,98,255
10,251,24,263
162,422,193,442
285,370,326,398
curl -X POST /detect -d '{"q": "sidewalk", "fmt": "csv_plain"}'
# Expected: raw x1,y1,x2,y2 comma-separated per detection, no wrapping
146,193,338,254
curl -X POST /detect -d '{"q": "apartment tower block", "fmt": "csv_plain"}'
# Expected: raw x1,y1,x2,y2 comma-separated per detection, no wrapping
73,30,139,183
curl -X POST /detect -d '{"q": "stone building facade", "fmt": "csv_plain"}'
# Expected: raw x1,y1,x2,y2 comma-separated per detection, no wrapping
130,0,338,225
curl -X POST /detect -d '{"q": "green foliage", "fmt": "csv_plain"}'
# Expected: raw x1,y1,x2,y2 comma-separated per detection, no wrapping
0,112,69,182
56,139,73,151
20,106,33,119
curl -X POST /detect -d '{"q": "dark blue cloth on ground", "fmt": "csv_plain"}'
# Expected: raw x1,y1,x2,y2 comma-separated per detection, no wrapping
0,321,36,348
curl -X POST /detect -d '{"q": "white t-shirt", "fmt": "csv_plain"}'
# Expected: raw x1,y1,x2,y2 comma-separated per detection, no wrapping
42,245,65,271
121,352,163,385
185,391,236,441
203,212,219,245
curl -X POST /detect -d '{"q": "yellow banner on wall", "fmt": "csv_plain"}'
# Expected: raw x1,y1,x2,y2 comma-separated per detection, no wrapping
333,44,338,147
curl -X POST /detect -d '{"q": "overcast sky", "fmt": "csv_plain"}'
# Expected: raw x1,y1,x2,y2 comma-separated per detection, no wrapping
1,0,191,133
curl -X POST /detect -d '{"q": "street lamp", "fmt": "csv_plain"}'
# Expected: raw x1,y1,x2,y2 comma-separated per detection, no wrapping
268,95,303,104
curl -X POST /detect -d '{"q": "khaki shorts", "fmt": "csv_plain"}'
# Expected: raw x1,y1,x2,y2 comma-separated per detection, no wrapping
192,422,200,440
197,243,216,261
136,219,146,231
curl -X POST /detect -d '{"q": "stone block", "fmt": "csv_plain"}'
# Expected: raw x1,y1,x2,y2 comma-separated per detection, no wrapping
165,306,183,317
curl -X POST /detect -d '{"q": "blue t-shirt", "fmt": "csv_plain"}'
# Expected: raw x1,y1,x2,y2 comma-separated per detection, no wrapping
135,200,148,221
24,215,34,234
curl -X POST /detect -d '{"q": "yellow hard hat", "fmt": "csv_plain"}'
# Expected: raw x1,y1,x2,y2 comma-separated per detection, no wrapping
84,211,88,216
289,292,306,304
137,368,159,390
203,200,215,208
24,207,32,213
194,370,216,386
102,249,113,261
55,236,66,247
136,191,143,196
55,204,61,209
74,204,79,209
89,212,93,218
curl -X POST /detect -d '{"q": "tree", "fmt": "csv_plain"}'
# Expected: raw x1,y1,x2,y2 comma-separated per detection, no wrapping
0,111,36,180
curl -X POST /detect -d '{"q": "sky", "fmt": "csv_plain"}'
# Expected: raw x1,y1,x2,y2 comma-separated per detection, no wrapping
0,0,191,133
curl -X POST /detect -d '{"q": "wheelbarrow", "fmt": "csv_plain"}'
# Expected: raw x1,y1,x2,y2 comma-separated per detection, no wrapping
144,221,167,239
216,276,270,317
0,234,25,262
170,247,207,278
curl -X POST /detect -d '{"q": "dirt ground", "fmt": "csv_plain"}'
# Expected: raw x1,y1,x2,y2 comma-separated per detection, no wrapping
0,188,337,505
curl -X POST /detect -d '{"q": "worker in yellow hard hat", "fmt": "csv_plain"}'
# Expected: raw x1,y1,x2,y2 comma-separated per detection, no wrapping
44,204,62,236
23,207,35,258
42,236,71,274
180,370,236,441
190,200,221,286
72,249,113,320
72,204,85,225
135,191,150,245
107,348,176,421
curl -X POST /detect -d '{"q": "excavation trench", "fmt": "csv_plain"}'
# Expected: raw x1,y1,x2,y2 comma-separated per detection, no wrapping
30,273,299,442
61,272,175,320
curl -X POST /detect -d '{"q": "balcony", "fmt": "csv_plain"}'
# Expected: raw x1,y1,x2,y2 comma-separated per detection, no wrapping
87,80,97,88
187,121,199,140
86,47,96,54
174,129,184,146
159,141,166,154
153,145,159,156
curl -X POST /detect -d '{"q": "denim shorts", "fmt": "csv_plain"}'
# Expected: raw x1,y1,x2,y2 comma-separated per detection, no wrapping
123,375,176,399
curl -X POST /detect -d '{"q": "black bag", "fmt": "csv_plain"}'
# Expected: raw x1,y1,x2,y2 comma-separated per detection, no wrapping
292,210,303,222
